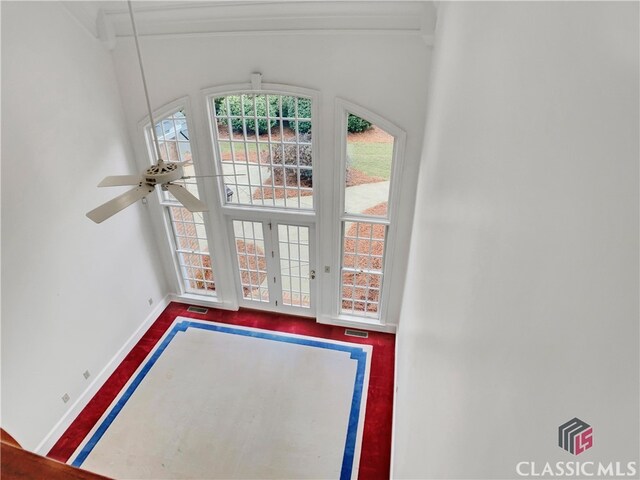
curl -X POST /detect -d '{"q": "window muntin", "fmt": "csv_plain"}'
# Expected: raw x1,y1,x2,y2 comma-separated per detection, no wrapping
152,109,199,203
210,94,313,210
232,220,269,302
169,207,215,294
340,113,396,319
148,109,215,296
278,224,311,309
340,220,386,318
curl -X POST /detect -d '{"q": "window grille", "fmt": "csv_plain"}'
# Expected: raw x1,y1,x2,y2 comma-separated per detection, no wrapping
210,94,313,210
278,224,311,308
339,113,396,319
147,109,216,296
340,220,386,317
232,220,269,302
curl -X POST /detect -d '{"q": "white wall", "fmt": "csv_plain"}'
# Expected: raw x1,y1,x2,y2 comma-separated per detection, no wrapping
110,29,431,326
1,2,168,450
394,2,639,478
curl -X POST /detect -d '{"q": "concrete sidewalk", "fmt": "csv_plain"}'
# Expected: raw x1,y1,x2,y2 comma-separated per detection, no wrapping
222,162,389,214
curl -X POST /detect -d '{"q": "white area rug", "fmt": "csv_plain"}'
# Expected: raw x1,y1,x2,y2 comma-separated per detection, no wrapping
71,318,371,479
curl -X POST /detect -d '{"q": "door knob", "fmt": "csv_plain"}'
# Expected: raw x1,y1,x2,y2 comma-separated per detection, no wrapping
310,270,316,280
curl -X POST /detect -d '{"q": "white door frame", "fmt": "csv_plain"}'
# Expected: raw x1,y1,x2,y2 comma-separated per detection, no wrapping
227,214,317,317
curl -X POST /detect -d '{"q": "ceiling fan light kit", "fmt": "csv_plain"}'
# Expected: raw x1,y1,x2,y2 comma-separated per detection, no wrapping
86,1,208,224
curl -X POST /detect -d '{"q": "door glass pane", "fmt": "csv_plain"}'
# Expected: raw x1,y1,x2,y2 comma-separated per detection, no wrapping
278,225,311,308
211,94,313,210
170,207,215,295
344,113,394,217
232,221,269,302
340,221,386,318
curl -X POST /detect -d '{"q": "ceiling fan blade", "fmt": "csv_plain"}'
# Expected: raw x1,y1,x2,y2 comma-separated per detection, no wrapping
86,184,155,224
98,174,143,187
165,183,208,212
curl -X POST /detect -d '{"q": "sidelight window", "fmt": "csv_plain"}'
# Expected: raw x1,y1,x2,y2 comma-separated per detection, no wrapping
146,108,216,296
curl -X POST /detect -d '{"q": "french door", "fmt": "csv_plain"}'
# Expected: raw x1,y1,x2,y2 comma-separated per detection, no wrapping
229,218,316,316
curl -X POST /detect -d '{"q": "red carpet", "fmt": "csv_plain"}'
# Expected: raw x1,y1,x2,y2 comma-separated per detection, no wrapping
47,302,395,479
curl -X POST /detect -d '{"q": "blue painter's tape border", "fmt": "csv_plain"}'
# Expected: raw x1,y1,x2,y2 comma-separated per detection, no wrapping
71,320,368,480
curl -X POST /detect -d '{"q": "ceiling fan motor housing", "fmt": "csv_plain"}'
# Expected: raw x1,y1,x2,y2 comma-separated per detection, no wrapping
144,162,183,185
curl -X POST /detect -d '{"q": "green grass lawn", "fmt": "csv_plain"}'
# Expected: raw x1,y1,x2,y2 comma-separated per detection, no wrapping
218,141,232,155
347,142,393,180
217,141,259,160
218,137,393,181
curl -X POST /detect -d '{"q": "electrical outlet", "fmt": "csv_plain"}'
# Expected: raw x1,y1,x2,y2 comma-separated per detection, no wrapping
148,298,153,306
62,393,70,404
83,370,91,380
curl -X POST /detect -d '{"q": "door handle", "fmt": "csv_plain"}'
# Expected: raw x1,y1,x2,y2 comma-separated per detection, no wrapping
310,270,316,280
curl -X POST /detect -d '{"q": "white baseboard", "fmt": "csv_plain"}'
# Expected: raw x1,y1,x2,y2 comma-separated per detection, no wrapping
170,293,239,311
34,295,171,456
316,314,397,333
389,322,400,479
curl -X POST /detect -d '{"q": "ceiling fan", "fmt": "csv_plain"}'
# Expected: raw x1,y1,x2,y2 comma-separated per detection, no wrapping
87,1,226,224
86,161,206,224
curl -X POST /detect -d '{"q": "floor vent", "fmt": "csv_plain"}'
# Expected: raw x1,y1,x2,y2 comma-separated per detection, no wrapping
345,329,368,338
187,306,208,314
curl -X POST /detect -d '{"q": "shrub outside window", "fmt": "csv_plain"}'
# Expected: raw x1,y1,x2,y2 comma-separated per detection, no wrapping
210,93,314,211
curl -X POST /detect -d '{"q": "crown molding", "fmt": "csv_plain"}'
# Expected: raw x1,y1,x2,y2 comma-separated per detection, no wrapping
68,1,435,47
61,1,102,38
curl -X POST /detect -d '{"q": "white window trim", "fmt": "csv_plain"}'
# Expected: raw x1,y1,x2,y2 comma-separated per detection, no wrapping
201,82,321,214
331,98,407,326
200,82,324,314
136,96,225,304
132,88,408,330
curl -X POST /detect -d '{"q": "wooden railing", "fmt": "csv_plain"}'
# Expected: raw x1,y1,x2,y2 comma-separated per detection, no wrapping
1,429,111,480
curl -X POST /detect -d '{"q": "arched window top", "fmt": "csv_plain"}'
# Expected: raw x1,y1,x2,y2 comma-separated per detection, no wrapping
140,102,216,297
336,99,406,320
205,89,318,211
336,99,406,220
